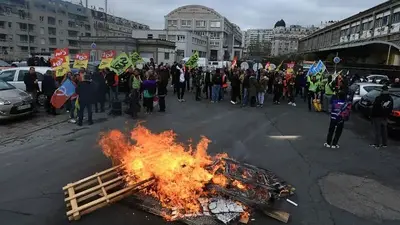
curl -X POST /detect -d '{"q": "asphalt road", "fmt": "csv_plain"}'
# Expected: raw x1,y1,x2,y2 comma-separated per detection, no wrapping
0,92,400,225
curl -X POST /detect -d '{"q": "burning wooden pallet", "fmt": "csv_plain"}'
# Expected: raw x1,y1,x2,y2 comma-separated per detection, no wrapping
63,165,154,221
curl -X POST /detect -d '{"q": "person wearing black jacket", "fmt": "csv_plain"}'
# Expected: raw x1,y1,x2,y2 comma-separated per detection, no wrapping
104,68,118,107
157,66,169,112
211,69,222,103
203,70,213,99
23,67,40,112
194,67,203,101
42,70,57,115
230,69,241,104
76,74,95,126
92,69,107,113
370,85,394,148
241,71,250,106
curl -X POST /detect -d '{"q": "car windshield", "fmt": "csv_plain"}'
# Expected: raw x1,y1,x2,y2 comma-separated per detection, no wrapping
0,80,15,91
364,89,381,99
392,95,400,110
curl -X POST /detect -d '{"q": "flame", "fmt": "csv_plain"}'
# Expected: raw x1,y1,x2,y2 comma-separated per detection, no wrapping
232,180,247,190
99,125,229,219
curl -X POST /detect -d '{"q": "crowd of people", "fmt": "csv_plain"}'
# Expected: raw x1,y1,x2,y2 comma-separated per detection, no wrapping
21,58,398,148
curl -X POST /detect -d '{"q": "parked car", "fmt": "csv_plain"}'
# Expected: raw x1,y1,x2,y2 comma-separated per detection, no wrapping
349,82,383,109
0,59,12,71
0,79,34,120
358,87,400,132
0,67,53,106
366,74,389,84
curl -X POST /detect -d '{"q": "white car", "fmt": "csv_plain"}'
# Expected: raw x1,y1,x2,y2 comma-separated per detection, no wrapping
366,74,389,84
349,82,383,109
0,67,53,106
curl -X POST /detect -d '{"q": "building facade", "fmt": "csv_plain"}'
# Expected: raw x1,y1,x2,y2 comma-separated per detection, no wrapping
164,5,242,61
244,24,316,57
0,0,149,61
132,29,208,62
298,0,400,65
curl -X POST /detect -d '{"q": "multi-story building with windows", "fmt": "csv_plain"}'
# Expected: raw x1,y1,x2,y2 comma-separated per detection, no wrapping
0,0,149,61
164,5,242,61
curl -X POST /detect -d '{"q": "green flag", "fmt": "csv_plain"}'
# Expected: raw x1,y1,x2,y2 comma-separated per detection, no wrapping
110,52,133,75
130,51,144,66
185,51,199,69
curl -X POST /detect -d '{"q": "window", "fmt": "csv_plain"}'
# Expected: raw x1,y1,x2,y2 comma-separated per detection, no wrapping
164,52,169,60
195,20,206,28
147,34,153,39
177,35,185,41
392,12,400,24
0,70,16,82
168,35,176,41
17,70,28,81
40,38,45,44
8,22,11,28
158,34,166,40
210,21,221,28
39,16,44,22
382,16,389,26
41,48,46,52
363,86,379,92
168,20,177,27
210,32,220,39
181,20,191,27
58,20,63,25
40,27,44,34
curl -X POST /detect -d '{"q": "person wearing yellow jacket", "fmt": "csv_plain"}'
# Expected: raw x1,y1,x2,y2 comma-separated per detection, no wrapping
323,75,335,113
306,75,320,111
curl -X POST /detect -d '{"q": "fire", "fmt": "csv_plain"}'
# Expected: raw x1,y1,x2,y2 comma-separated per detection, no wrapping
99,125,229,219
232,180,247,190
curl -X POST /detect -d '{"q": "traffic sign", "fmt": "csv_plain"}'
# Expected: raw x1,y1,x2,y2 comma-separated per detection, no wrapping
333,56,341,64
91,42,96,49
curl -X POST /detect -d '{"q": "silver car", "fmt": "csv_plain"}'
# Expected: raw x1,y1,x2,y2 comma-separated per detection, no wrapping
350,82,383,107
0,80,34,120
366,74,389,84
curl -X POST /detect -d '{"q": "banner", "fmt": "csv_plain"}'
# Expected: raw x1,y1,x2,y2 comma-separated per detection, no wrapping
54,48,70,65
51,56,70,77
314,60,326,74
72,53,89,69
50,79,76,109
99,50,116,69
110,52,133,75
275,60,284,71
286,61,295,74
129,51,144,66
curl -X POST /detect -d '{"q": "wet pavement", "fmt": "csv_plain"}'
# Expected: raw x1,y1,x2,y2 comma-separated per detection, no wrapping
0,93,399,225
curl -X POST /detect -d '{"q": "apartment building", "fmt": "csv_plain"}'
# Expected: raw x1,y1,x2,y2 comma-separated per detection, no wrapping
164,5,242,61
132,29,208,62
0,0,149,61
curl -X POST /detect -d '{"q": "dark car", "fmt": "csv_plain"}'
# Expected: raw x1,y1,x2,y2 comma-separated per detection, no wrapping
358,87,400,132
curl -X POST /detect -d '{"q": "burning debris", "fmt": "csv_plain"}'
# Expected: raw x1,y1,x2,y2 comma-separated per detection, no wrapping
64,125,295,224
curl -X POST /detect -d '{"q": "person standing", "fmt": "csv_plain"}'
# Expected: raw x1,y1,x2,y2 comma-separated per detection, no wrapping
142,72,157,114
306,76,319,111
211,69,222,103
92,68,107,113
157,66,169,112
257,74,268,107
76,73,95,126
287,73,296,106
323,75,335,113
248,72,258,107
273,76,283,104
203,69,213,99
230,69,241,105
176,64,186,102
23,67,40,112
42,70,57,115
105,68,119,107
241,71,250,106
324,91,351,149
128,69,142,118
370,85,394,148
194,67,203,101
220,71,228,101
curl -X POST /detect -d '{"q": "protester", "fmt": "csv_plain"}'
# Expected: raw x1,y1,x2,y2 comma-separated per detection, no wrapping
323,75,335,112
203,69,213,99
127,68,142,118
370,85,394,148
142,72,157,114
75,73,94,126
194,67,203,101
287,73,296,106
241,71,250,106
257,74,268,107
324,91,351,149
248,72,258,107
211,69,222,103
306,75,319,111
157,66,169,112
105,68,119,107
176,64,186,102
230,69,241,105
23,67,40,112
273,76,283,104
220,71,228,101
42,70,57,115
92,68,107,113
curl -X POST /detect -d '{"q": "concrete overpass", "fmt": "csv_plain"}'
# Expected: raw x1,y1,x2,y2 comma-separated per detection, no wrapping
298,0,400,66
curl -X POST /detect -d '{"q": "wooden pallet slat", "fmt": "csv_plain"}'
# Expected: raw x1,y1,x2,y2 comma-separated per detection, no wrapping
63,166,154,221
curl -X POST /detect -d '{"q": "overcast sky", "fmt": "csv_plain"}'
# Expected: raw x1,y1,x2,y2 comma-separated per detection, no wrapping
87,0,386,30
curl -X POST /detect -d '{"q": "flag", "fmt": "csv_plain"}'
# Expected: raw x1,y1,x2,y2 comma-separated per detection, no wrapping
307,63,316,76
185,51,199,69
314,60,326,74
51,56,70,77
99,50,116,69
110,52,133,75
130,51,144,66
275,60,284,71
73,53,89,69
231,56,237,69
54,48,70,68
50,79,76,109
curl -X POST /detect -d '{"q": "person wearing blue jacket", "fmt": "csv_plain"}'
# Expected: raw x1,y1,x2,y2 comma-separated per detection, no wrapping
324,91,351,149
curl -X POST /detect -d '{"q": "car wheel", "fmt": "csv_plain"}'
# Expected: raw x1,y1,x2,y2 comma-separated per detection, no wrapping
37,93,47,107
352,101,359,111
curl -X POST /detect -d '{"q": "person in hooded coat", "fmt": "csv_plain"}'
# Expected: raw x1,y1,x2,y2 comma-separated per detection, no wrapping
42,70,57,115
76,73,95,126
92,67,107,113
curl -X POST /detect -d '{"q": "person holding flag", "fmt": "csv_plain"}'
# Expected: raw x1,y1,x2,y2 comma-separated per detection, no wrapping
75,73,95,126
